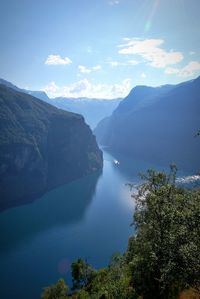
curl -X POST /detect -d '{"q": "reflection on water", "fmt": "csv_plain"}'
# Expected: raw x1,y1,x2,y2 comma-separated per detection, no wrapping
0,150,135,299
0,171,101,253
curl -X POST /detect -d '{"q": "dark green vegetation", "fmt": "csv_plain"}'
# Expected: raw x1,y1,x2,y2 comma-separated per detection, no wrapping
41,279,69,299
0,84,102,210
41,167,200,299
95,76,200,172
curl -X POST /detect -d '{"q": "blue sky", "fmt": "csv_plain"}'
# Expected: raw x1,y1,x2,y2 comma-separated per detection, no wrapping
0,0,200,98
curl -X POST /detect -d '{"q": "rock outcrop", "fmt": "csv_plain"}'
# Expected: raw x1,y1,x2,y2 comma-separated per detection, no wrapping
0,85,103,210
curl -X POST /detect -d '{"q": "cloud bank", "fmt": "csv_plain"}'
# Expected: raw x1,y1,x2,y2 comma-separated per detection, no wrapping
43,78,131,99
165,61,200,77
119,38,183,68
78,64,102,74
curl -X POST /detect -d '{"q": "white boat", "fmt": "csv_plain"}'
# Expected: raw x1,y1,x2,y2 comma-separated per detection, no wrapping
113,159,120,165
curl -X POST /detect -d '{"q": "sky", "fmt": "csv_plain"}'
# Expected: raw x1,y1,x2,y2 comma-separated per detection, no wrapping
0,0,200,99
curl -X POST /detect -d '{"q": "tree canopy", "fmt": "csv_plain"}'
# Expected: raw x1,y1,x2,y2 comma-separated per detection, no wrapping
41,278,69,299
126,166,200,298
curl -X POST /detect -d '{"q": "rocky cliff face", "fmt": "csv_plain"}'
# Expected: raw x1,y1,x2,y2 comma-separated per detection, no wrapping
0,85,103,210
94,76,200,172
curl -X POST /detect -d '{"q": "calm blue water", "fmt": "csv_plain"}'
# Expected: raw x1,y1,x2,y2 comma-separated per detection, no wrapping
0,149,192,299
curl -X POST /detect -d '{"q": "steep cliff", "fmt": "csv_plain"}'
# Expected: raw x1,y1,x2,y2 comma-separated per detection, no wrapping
95,76,200,172
0,85,103,210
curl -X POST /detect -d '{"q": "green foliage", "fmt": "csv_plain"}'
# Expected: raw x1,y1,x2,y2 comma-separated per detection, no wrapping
71,259,95,290
41,278,69,299
126,166,200,299
71,254,135,299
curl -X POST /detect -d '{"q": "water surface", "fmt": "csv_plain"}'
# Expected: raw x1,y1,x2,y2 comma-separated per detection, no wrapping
0,149,192,299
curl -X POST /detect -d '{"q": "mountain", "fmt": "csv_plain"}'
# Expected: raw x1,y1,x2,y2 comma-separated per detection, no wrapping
0,78,21,91
0,84,103,210
94,76,200,172
50,97,122,129
26,90,52,103
0,79,121,129
0,78,52,104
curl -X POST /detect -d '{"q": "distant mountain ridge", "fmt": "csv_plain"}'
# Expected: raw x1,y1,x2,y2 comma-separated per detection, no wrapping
0,78,51,104
0,84,103,210
95,76,200,172
51,96,122,128
0,78,121,129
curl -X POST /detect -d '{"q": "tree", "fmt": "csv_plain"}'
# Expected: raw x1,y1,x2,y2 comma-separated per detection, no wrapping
41,278,69,299
71,259,95,290
126,166,200,299
70,254,135,299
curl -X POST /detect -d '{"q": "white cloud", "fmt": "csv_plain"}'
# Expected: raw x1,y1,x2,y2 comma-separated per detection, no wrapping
128,60,139,65
165,67,179,74
141,73,146,78
44,81,59,93
92,65,102,71
109,60,139,67
119,38,183,68
108,0,119,5
78,65,91,74
179,61,200,77
109,61,123,67
45,54,72,65
165,61,200,77
78,64,102,74
43,78,132,99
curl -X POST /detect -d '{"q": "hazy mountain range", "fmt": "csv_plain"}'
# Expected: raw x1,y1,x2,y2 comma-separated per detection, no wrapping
95,76,200,172
0,78,121,129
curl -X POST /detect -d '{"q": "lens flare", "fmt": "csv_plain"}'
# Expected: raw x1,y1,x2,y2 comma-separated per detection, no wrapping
144,0,160,32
